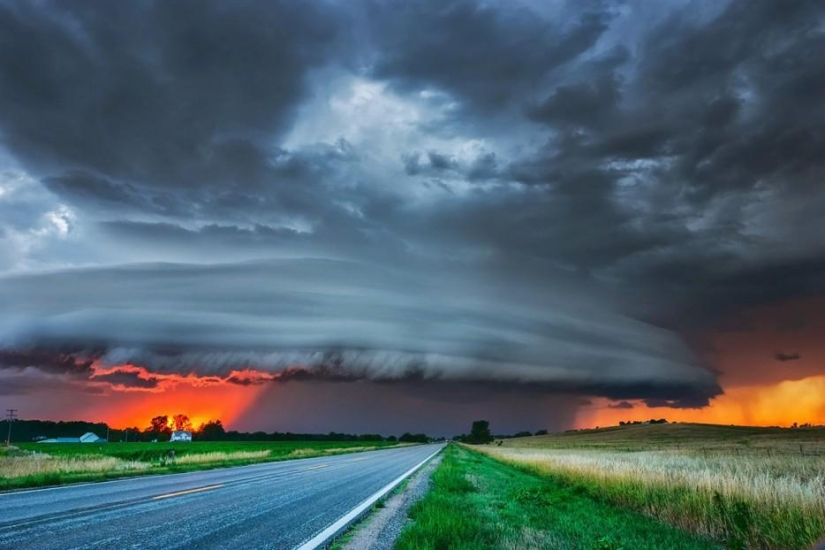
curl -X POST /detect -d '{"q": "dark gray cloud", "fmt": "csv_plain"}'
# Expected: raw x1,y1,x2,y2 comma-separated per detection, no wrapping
0,349,95,376
0,0,350,234
370,0,613,114
0,0,339,180
1,0,824,429
91,370,160,390
774,352,801,362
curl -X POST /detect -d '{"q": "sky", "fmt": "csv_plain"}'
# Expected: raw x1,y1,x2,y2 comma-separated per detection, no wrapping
1,0,824,436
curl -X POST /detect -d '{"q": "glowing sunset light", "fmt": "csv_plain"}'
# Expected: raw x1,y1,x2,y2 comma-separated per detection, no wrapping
76,363,278,429
96,378,265,430
577,375,825,429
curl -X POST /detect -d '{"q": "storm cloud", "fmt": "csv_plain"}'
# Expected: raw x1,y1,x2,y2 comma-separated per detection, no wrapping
1,0,824,430
0,259,720,407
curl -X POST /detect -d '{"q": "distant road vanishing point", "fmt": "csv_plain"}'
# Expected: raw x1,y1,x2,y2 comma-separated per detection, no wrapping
0,443,444,550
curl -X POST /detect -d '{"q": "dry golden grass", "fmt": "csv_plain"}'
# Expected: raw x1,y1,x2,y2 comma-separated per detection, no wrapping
0,453,149,479
482,447,825,516
476,424,825,549
172,450,271,465
288,445,380,458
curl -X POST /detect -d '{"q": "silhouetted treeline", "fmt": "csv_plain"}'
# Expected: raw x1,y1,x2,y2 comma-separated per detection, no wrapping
619,419,668,426
1,419,430,444
453,421,549,443
398,433,429,443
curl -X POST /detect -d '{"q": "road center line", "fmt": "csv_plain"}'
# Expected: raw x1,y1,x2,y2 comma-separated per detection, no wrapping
152,484,225,500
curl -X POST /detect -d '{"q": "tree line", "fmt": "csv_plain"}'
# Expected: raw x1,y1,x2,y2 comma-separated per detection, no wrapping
1,417,433,443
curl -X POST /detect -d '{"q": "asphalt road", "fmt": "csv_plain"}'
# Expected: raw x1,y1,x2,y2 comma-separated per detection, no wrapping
0,443,444,550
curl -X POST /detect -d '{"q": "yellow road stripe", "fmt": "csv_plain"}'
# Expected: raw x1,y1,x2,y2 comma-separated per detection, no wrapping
152,484,224,500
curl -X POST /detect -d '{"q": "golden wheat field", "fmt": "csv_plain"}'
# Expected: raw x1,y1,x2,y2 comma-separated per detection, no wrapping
478,423,825,549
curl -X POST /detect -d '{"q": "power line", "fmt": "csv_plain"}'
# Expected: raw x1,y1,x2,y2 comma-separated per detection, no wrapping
5,409,17,445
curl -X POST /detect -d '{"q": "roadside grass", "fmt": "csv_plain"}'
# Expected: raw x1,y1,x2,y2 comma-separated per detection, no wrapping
0,441,399,491
482,423,825,550
1,454,149,477
395,444,719,550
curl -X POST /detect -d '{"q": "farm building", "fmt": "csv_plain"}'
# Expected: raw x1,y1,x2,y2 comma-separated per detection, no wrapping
38,432,106,443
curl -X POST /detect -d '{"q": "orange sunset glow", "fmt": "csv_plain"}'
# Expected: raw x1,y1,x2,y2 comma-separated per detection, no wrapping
99,382,263,430
83,363,276,429
577,375,825,429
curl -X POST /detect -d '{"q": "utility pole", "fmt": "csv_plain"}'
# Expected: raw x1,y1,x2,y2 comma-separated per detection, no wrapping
5,409,17,445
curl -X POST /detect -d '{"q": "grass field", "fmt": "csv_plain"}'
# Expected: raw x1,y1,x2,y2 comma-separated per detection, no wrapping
395,444,720,550
0,440,399,491
479,423,825,550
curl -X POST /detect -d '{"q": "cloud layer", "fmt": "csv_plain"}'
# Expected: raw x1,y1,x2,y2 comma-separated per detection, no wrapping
1,0,823,428
0,259,719,407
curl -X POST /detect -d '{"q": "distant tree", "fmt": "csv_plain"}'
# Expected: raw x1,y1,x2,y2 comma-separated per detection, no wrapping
197,420,226,441
465,420,493,444
399,432,429,443
386,435,397,442
147,415,171,440
172,414,192,432
513,431,532,438
357,433,384,442
535,429,548,436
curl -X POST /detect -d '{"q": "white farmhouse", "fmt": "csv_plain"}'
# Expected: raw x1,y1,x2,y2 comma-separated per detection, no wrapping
170,430,192,442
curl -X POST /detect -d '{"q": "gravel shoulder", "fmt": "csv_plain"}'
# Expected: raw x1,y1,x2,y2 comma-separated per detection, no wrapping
336,451,444,550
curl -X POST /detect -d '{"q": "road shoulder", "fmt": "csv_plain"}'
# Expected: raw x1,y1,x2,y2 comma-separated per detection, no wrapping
334,452,444,550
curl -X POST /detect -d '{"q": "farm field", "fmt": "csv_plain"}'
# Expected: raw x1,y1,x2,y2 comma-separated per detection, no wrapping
0,440,400,491
478,423,825,550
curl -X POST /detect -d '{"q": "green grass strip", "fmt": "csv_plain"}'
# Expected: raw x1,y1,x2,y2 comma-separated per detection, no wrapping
395,444,720,550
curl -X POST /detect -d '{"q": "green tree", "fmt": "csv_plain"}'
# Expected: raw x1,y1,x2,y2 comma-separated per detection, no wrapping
197,420,226,441
172,414,192,432
147,415,171,439
466,420,493,444
399,432,429,443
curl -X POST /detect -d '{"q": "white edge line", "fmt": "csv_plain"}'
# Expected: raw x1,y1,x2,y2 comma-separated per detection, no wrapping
296,444,445,550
